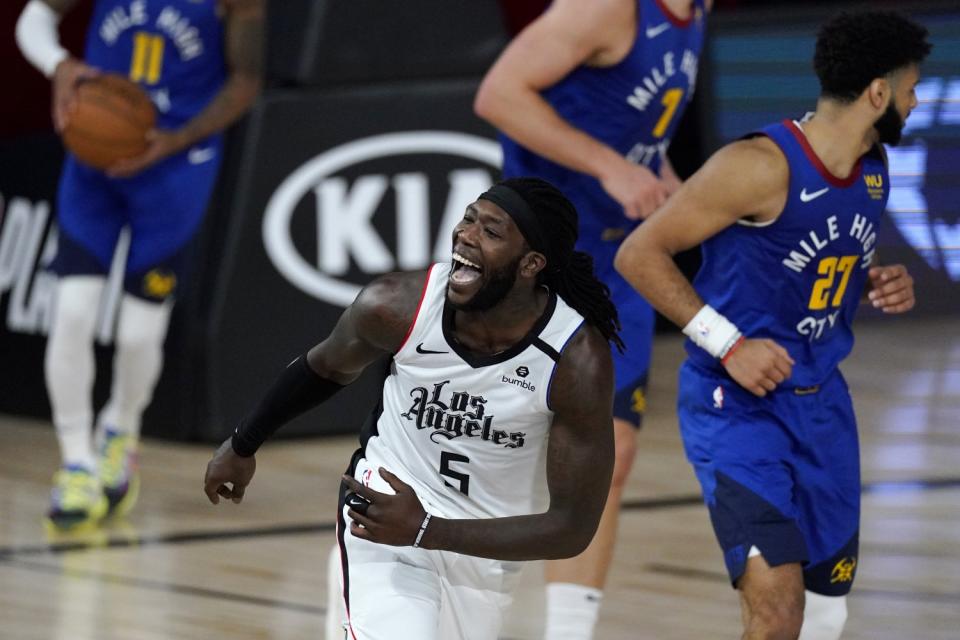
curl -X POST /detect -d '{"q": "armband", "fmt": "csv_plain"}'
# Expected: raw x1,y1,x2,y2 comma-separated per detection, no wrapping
231,355,345,457
413,513,432,548
16,1,69,78
682,305,743,360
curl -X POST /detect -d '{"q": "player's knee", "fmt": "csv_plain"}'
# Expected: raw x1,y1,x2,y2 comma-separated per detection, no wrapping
747,608,804,639
746,595,804,639
799,592,847,640
115,297,171,351
52,278,102,333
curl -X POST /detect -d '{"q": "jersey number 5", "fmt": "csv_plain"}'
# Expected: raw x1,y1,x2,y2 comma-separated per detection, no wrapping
439,451,470,496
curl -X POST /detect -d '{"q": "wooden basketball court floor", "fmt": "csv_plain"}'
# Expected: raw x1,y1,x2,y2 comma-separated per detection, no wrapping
1,316,957,639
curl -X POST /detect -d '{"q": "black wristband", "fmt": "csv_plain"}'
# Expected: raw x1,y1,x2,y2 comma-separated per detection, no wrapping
231,355,345,457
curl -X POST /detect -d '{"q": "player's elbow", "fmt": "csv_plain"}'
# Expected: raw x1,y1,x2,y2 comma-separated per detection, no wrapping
542,511,600,559
473,80,497,123
615,228,665,277
231,72,262,107
473,74,512,126
551,526,597,559
613,235,641,279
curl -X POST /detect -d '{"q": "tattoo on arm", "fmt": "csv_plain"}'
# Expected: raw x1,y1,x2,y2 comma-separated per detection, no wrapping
174,0,263,146
225,0,264,79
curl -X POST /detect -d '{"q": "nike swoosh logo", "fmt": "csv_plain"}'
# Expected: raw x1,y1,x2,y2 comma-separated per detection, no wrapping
799,187,829,202
188,146,216,165
416,343,448,355
646,23,670,38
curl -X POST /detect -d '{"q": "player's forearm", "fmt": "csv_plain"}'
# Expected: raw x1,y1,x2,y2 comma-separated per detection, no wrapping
475,85,622,181
614,232,704,328
420,509,596,561
173,74,260,147
230,354,347,457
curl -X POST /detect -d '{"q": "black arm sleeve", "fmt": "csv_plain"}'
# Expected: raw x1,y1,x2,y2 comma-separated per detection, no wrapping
230,355,345,457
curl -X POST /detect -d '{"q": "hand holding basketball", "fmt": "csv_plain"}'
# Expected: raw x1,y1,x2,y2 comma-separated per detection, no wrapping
52,57,99,132
60,73,160,172
106,128,189,178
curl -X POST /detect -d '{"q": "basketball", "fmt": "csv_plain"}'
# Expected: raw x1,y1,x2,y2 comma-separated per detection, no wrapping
61,74,157,170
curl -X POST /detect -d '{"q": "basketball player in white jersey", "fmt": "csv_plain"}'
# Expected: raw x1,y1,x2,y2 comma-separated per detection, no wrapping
204,178,623,640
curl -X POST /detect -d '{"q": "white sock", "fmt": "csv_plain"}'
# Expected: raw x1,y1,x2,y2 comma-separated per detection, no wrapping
45,277,105,470
96,294,171,440
544,582,602,640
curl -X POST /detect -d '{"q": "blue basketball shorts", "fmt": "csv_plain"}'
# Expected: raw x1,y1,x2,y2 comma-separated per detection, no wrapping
576,219,652,427
52,138,222,301
676,360,861,595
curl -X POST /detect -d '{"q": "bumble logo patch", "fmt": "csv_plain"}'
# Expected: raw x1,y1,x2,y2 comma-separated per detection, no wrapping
143,269,177,299
863,174,885,200
830,556,857,583
631,388,647,414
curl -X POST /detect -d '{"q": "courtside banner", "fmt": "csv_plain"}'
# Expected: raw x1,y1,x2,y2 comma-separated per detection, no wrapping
0,134,63,418
194,82,502,440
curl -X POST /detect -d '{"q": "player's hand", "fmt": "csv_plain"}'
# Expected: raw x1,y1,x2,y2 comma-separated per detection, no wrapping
722,338,794,397
599,159,671,220
660,161,683,197
51,58,99,132
867,265,914,314
203,438,256,505
342,468,428,547
106,129,189,178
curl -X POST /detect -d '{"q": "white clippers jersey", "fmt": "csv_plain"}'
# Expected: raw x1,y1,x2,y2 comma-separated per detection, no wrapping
362,263,586,520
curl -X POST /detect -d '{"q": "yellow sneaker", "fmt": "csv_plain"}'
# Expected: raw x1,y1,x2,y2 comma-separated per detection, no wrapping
98,430,140,518
45,466,109,532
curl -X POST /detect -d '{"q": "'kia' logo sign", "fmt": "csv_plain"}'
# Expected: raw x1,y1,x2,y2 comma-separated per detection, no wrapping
263,131,502,306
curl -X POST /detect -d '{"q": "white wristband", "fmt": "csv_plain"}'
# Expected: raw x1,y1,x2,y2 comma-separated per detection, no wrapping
682,304,743,359
16,1,69,78
413,513,432,548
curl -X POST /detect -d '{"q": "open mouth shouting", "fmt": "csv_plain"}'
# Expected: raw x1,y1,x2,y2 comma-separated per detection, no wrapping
449,251,483,289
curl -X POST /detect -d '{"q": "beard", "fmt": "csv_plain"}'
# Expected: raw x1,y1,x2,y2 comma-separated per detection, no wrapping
449,255,521,312
874,102,905,146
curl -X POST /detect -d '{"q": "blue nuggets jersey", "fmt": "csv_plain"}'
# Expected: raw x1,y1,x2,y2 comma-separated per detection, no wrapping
501,0,706,229
687,119,890,387
84,0,226,128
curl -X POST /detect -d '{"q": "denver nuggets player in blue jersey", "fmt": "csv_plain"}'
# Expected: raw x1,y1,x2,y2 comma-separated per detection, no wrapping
475,1,709,636
16,0,262,530
616,11,929,639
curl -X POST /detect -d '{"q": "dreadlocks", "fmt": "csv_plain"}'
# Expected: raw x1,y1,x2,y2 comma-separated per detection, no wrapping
480,177,625,353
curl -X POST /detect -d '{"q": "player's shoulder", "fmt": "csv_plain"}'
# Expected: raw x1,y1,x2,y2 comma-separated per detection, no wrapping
547,0,633,33
351,270,431,347
552,324,613,401
707,136,789,188
726,135,787,166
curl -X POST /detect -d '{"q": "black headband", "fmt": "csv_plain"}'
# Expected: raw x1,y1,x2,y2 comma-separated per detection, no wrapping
477,184,548,255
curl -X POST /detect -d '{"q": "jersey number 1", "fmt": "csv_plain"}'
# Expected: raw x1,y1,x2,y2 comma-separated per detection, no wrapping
130,32,164,84
653,88,684,139
439,451,470,496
